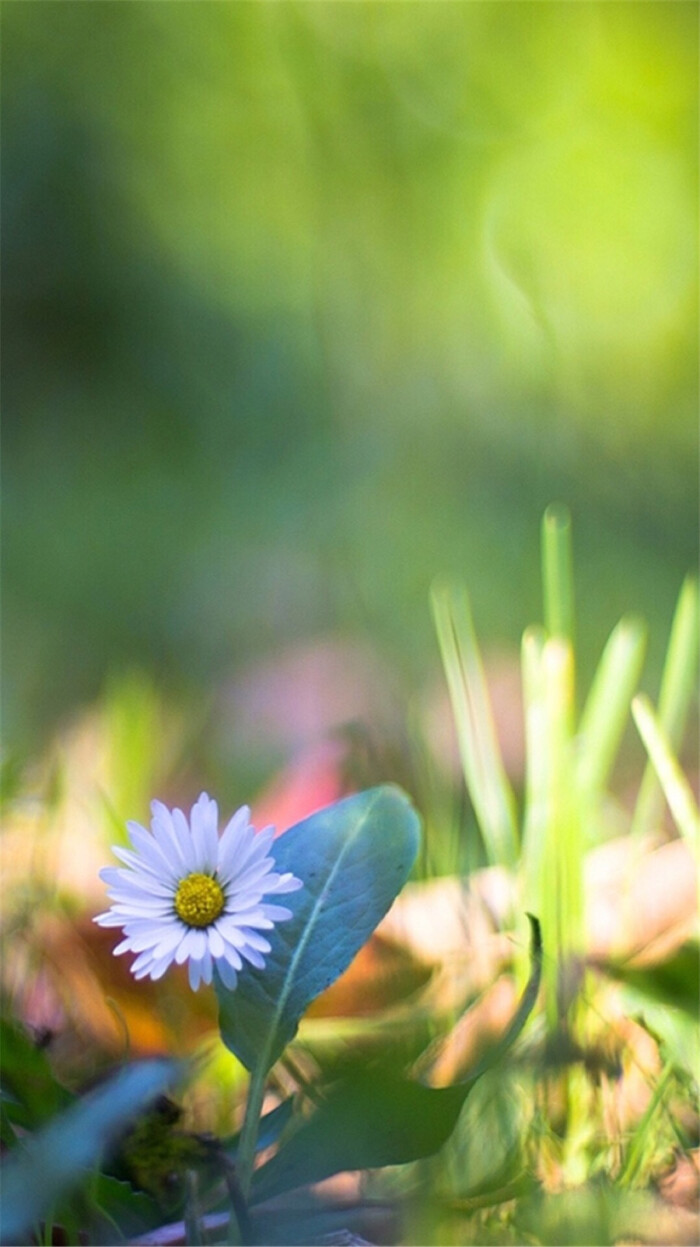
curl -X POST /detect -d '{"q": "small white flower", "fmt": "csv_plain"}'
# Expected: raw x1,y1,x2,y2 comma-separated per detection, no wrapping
94,793,302,991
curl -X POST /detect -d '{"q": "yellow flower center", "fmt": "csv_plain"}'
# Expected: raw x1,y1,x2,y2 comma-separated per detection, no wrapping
174,873,225,928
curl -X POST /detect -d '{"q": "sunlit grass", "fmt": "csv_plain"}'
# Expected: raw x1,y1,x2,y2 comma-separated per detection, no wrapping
1,509,697,1246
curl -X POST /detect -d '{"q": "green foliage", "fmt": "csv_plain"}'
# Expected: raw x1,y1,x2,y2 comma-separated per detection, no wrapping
216,786,421,1074
0,1018,73,1140
254,1073,467,1203
0,1059,181,1245
250,916,541,1203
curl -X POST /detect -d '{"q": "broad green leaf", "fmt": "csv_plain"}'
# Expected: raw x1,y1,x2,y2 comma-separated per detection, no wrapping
252,1072,468,1201
216,786,421,1073
0,1058,181,1245
0,1017,73,1136
76,1174,162,1245
440,1069,528,1200
252,917,541,1201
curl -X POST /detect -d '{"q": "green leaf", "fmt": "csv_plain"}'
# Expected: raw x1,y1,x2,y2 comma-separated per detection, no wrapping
225,1097,294,1158
0,1017,73,1137
216,786,421,1073
77,1174,162,1245
0,1058,181,1245
251,917,542,1202
606,942,699,1018
252,1072,468,1202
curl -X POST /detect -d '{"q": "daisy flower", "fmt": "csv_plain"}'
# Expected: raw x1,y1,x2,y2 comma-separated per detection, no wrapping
94,793,302,991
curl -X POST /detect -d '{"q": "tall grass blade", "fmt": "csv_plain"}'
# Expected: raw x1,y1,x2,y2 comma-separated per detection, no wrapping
521,626,548,912
431,581,519,869
576,616,647,801
541,638,582,1027
631,695,700,857
618,1060,675,1188
632,577,699,838
541,504,575,644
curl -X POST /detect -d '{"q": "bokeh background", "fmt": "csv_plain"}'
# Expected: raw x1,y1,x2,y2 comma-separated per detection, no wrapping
4,0,698,772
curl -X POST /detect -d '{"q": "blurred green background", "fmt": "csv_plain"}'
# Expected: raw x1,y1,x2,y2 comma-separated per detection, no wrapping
3,1,698,752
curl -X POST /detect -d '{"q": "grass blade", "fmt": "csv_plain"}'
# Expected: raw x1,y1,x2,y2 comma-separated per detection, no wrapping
431,581,519,869
521,625,548,911
631,694,700,857
632,577,699,837
541,504,575,644
576,616,647,800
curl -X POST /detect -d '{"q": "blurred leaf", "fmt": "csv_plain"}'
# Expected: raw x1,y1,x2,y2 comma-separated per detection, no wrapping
620,987,700,1078
216,786,421,1073
252,916,541,1201
0,1058,181,1245
80,1173,162,1245
225,1097,294,1159
606,942,699,1018
440,1069,527,1199
252,1071,468,1202
517,1184,663,1247
0,1017,73,1136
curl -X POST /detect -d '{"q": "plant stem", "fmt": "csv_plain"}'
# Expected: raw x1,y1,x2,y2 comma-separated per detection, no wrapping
235,1059,268,1203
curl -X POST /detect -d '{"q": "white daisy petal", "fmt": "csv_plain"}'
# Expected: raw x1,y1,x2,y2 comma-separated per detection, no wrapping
171,806,195,864
240,945,266,970
100,867,173,898
188,957,204,991
218,815,254,874
219,922,271,953
259,903,293,922
217,957,239,990
126,822,174,873
101,897,173,916
188,796,209,872
233,828,276,875
234,927,273,953
112,845,167,880
95,793,302,993
219,805,250,849
270,872,305,894
221,944,243,971
196,793,220,868
151,802,189,872
150,953,178,982
175,928,203,964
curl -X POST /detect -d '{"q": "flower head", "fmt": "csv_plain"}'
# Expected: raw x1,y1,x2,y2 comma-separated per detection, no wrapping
94,793,302,991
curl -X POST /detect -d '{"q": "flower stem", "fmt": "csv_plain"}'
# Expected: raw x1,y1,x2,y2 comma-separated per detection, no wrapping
235,1059,268,1204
